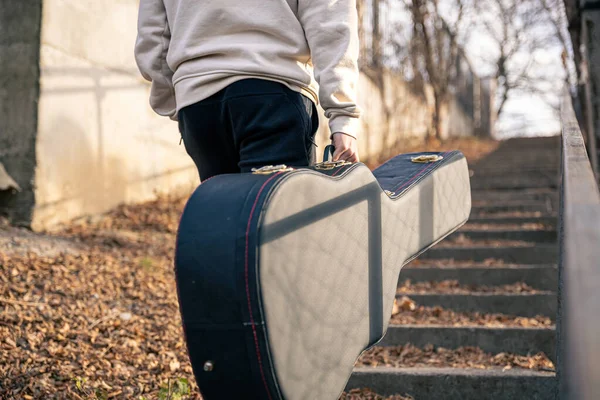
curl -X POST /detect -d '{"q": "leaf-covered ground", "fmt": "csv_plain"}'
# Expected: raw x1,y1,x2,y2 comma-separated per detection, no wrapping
0,196,198,399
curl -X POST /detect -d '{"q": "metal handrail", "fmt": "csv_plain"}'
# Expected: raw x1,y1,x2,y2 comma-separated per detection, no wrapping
558,90,600,399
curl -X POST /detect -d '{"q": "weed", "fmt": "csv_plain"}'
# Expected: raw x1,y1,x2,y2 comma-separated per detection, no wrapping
158,378,191,400
139,257,155,272
72,377,108,400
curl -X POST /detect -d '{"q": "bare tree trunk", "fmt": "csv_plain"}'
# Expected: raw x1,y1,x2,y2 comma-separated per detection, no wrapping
411,0,465,141
539,0,575,86
412,0,438,141
496,88,509,118
357,0,366,64
432,92,449,141
433,95,442,141
372,0,381,67
563,0,582,76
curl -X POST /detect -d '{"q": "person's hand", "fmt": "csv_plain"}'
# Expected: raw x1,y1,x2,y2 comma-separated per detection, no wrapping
331,132,359,163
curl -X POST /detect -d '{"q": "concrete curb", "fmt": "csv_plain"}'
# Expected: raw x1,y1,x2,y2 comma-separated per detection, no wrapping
379,325,556,361
399,265,558,290
397,293,557,318
346,367,556,400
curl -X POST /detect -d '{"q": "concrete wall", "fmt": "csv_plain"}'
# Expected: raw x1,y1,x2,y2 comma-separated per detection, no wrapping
0,1,42,226
314,71,432,160
32,0,198,229
315,71,432,158
315,70,478,159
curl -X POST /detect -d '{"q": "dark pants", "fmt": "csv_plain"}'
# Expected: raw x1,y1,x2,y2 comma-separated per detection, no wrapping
178,79,319,181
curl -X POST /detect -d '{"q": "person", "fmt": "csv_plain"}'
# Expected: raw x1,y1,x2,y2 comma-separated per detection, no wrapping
135,0,361,181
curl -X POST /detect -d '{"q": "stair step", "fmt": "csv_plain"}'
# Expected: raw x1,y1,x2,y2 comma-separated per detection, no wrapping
473,197,558,211
472,198,552,206
471,167,558,176
346,367,556,400
467,216,557,226
472,195,557,206
471,189,557,201
470,179,557,190
424,245,558,264
400,265,557,290
472,199,558,209
471,203,553,215
451,229,556,242
379,325,556,361
470,174,558,184
397,293,556,318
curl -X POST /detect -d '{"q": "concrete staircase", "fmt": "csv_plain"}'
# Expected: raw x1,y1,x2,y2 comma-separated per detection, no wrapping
346,137,560,399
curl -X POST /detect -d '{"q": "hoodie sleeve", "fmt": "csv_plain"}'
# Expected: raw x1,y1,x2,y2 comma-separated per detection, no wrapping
297,0,362,138
134,0,177,120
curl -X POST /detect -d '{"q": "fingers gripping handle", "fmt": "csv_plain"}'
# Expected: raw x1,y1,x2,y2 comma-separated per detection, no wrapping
316,144,352,171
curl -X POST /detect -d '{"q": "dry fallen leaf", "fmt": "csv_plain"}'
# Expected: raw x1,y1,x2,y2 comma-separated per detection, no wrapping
169,359,181,372
397,296,416,312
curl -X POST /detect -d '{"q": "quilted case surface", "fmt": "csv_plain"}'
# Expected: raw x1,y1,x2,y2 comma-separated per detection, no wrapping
175,151,471,400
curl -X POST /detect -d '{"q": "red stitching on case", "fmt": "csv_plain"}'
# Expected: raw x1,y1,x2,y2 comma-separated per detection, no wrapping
331,165,349,177
245,172,282,400
238,151,450,397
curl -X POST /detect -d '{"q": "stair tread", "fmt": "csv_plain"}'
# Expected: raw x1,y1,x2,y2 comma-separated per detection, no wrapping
399,292,556,297
351,366,555,376
404,264,557,269
387,324,555,331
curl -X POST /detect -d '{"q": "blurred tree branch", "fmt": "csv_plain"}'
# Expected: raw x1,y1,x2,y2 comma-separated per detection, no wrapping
409,0,467,140
474,0,572,119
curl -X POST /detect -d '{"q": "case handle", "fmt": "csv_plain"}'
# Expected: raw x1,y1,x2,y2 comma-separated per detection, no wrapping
323,145,335,162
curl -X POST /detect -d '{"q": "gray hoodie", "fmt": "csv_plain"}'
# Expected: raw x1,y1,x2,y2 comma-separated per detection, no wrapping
134,0,361,137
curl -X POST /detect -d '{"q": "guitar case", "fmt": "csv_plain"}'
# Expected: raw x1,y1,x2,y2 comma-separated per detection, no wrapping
175,149,471,400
